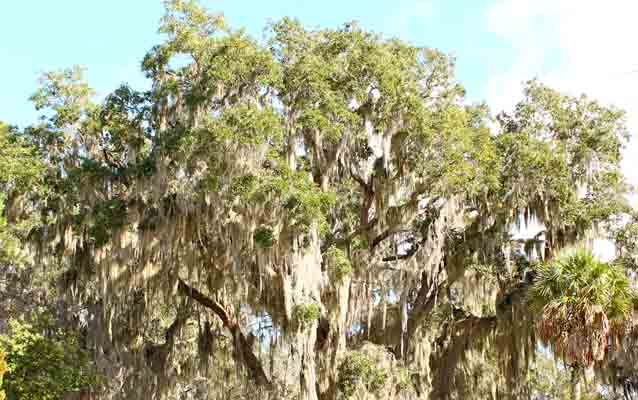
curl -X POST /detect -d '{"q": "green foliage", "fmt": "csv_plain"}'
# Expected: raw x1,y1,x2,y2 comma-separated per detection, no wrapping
613,213,638,270
254,226,275,248
0,319,97,400
229,174,258,199
258,169,336,235
496,130,572,206
292,303,321,329
515,80,627,173
29,66,95,128
496,80,629,245
350,236,368,250
0,122,45,264
0,123,44,190
213,103,283,145
326,245,353,282
337,352,387,398
85,199,128,247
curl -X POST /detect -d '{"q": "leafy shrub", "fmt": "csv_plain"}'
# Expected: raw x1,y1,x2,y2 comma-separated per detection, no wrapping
0,319,97,400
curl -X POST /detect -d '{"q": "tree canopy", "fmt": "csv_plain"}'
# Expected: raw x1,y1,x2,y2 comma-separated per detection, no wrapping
1,1,636,399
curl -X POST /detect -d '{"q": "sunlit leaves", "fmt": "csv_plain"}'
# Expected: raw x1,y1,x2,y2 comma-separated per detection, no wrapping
506,80,627,184
0,319,97,400
29,66,94,129
210,102,283,145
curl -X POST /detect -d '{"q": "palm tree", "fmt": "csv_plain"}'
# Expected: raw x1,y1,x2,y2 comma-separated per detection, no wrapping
529,248,637,399
530,248,635,368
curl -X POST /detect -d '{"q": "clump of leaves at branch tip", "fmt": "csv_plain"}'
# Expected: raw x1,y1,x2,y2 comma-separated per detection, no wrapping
214,103,284,145
262,170,336,235
292,304,321,329
337,352,387,398
29,66,94,128
254,226,275,248
326,245,352,282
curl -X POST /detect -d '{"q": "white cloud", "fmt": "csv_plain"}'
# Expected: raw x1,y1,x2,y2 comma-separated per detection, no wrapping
485,0,638,205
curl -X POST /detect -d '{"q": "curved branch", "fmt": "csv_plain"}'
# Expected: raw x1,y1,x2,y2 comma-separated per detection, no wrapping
177,278,272,388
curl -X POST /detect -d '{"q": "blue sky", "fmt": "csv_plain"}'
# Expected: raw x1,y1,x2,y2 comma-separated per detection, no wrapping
1,0,518,126
1,0,636,192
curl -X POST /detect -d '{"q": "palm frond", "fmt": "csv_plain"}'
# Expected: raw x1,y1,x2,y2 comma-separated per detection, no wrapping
529,247,636,367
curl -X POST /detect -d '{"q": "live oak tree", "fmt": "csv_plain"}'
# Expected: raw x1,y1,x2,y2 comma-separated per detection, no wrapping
5,1,636,399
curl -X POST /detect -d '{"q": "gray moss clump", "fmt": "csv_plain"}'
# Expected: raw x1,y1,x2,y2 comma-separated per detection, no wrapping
326,245,353,282
292,303,321,329
253,226,275,248
337,352,387,398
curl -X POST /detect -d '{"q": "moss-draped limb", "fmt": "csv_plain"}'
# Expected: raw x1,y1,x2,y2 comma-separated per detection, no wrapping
177,278,272,388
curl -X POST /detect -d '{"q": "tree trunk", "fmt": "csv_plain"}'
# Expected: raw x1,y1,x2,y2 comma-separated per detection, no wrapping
317,276,351,399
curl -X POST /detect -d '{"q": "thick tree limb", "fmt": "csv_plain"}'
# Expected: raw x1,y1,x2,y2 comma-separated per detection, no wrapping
177,278,272,388
406,271,447,344
429,311,498,399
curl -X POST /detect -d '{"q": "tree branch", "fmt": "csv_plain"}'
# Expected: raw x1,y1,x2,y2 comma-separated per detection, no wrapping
177,278,272,388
